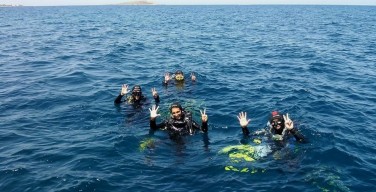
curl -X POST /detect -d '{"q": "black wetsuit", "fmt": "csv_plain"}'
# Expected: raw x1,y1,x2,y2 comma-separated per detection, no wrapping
269,126,305,142
150,111,208,137
114,94,160,104
242,125,306,143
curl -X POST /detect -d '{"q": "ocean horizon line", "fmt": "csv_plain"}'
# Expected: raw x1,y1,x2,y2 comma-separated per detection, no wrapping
2,4,376,7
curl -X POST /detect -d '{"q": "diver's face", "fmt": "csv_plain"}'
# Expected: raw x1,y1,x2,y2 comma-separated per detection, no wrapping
271,119,283,130
171,107,182,120
133,92,141,101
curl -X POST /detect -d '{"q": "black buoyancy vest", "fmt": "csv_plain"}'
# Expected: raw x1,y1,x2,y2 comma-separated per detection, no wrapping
167,111,193,135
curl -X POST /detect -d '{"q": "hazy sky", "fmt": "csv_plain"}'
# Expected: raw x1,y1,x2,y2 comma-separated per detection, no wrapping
2,0,376,6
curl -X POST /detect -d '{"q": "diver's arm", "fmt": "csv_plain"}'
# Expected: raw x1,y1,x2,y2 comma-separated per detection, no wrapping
289,128,306,142
199,109,208,132
152,89,160,103
149,105,163,130
190,72,196,82
151,88,160,103
195,121,208,133
283,113,306,142
241,126,250,136
201,122,208,133
150,118,157,130
237,112,251,136
163,73,171,85
150,118,166,130
114,94,124,104
154,95,160,103
115,84,130,104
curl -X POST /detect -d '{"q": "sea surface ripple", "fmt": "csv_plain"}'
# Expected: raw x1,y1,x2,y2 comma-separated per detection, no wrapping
0,5,376,192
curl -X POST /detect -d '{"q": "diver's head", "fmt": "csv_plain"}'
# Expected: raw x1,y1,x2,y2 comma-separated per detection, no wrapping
131,85,142,101
174,70,184,81
269,111,285,130
170,102,183,120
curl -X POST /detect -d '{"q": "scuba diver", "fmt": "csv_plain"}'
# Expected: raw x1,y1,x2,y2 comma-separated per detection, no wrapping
237,111,306,143
219,111,305,172
163,70,196,85
114,84,160,105
149,103,208,137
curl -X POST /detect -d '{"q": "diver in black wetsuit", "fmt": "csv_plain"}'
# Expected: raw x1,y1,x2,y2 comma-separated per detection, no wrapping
237,111,306,143
114,84,160,105
163,70,197,86
149,103,208,137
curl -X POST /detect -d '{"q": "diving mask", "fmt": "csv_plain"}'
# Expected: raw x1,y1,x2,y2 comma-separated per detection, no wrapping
175,74,184,81
271,119,283,129
132,91,141,97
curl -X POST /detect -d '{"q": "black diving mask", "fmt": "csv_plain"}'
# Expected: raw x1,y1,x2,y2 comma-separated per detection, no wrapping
132,92,141,97
271,119,283,129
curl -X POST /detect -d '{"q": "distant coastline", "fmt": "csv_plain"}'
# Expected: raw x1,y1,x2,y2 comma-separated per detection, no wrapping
0,4,23,7
113,1,156,5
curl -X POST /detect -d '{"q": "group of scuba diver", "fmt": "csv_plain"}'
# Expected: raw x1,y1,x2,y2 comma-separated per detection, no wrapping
114,70,306,144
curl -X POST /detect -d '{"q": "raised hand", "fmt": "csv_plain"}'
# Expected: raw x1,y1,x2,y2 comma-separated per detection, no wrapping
151,87,158,98
149,105,160,120
191,72,196,81
200,108,208,123
164,72,171,83
120,84,130,96
283,113,294,130
237,111,251,128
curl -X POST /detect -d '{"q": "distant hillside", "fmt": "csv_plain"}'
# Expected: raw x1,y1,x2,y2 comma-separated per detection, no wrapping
0,4,23,7
116,1,156,5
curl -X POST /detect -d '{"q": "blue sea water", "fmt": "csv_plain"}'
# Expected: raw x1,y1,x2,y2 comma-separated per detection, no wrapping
1,5,376,192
